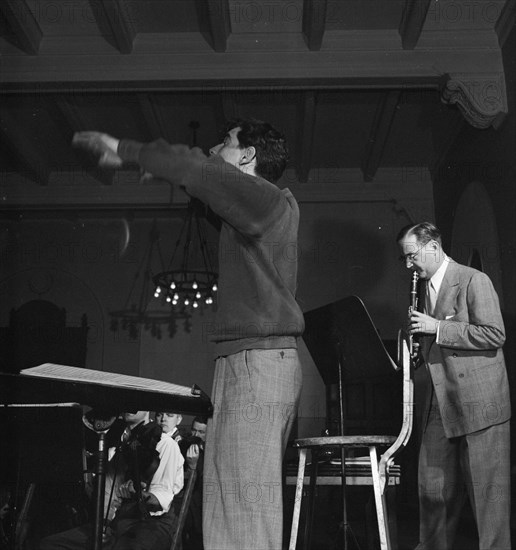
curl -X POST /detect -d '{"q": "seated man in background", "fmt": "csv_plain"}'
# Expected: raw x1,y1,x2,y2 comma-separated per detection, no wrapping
40,411,184,550
155,411,183,443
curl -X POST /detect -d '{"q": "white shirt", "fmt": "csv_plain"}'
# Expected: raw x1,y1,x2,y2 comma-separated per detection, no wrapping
429,255,450,342
107,429,185,518
147,433,185,515
428,254,450,298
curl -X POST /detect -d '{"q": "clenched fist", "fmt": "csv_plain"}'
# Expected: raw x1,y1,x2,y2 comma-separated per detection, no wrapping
73,131,123,168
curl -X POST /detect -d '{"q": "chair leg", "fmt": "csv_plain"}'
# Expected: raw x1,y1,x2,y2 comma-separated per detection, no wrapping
289,448,307,550
369,446,392,550
171,468,198,550
302,451,319,550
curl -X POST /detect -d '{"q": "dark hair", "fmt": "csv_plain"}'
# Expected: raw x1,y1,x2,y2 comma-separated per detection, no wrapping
192,415,208,426
225,118,289,183
396,222,442,246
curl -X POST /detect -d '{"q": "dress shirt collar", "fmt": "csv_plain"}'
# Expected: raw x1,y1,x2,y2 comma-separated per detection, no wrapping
429,254,450,295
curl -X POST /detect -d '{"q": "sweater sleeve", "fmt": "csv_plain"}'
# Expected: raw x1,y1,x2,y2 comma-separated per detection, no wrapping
117,138,287,237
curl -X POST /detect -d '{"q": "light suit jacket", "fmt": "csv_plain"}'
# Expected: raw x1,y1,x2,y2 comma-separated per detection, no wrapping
421,259,511,438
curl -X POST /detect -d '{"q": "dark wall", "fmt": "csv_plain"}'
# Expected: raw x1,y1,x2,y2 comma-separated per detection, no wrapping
432,26,516,476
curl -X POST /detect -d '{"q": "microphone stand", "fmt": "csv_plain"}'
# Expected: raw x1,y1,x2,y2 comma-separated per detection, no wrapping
82,412,117,550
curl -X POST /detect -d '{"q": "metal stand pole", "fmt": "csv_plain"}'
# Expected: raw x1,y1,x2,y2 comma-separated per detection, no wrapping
337,351,361,550
82,412,117,550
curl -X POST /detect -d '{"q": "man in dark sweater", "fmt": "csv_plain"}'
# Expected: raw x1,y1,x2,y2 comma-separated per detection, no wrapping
73,119,304,550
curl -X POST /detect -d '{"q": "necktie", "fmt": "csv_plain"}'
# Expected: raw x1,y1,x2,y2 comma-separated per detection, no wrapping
122,428,131,444
426,281,437,316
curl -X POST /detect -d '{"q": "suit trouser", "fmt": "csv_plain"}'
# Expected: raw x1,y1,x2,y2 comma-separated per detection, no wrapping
202,348,303,550
416,391,511,550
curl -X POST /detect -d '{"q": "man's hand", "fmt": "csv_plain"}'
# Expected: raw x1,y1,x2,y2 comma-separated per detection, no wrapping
117,479,136,499
186,443,200,470
72,131,123,168
409,311,439,335
117,481,161,512
141,491,162,512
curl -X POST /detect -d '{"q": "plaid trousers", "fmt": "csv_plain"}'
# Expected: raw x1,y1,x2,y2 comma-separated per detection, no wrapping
416,391,511,550
203,348,303,550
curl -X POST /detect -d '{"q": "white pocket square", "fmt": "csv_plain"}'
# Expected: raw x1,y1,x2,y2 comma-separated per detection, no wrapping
445,315,454,320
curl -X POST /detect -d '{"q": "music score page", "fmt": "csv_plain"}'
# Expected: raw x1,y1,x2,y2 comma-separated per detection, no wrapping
21,363,194,397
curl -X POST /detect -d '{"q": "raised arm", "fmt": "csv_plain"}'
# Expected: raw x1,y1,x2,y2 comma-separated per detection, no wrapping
73,132,288,237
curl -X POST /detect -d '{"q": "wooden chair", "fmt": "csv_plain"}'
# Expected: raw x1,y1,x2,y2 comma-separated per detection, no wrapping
170,463,199,550
288,298,414,550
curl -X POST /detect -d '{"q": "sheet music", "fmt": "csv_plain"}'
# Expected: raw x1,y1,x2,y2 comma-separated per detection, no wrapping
21,363,194,398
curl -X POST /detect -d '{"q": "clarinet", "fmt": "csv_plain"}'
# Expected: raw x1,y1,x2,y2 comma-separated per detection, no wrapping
408,271,420,363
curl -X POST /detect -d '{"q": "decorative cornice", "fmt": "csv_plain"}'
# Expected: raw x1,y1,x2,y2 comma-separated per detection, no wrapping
441,72,508,129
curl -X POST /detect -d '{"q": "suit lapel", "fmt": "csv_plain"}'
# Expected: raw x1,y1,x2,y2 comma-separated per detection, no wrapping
433,260,460,319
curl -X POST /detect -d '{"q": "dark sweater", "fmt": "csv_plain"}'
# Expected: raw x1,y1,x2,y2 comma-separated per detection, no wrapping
118,139,305,357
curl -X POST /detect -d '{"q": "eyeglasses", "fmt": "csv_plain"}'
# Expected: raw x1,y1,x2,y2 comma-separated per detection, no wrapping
398,241,429,264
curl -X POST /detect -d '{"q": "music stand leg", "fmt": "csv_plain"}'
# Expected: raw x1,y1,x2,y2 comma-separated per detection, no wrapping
340,446,348,550
82,412,117,550
337,354,361,550
92,432,107,550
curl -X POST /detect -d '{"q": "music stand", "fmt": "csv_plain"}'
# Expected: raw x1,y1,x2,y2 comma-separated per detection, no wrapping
302,296,397,549
0,368,213,550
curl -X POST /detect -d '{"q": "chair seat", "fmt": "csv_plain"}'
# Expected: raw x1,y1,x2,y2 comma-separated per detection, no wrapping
293,435,397,448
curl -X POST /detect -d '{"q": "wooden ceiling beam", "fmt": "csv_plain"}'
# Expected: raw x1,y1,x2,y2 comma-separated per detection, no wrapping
220,90,240,122
196,0,231,52
0,107,51,184
302,0,327,51
361,90,401,182
399,0,432,50
55,96,89,134
0,0,42,55
0,22,503,89
95,0,136,54
137,93,167,141
296,91,317,183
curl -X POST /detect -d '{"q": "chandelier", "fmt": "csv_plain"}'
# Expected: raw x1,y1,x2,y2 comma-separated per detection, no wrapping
152,198,218,310
110,121,218,338
152,121,218,311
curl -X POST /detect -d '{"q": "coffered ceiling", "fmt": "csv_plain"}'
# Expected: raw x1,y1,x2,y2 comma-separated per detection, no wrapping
0,0,514,211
